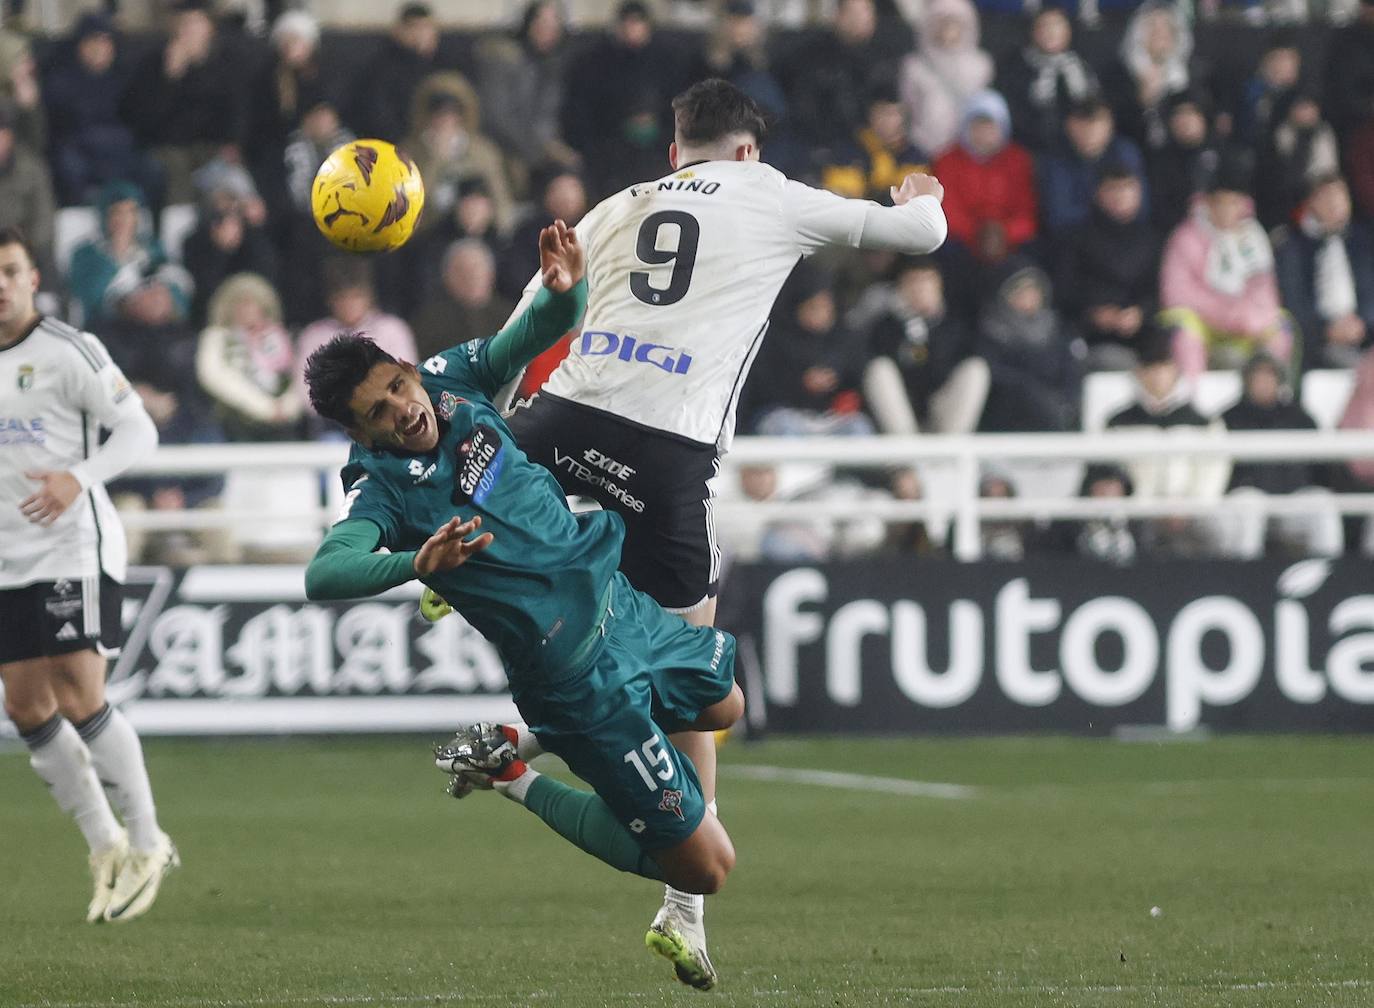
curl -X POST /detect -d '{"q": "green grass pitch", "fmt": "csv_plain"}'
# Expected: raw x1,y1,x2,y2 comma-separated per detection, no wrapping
3,734,1372,1007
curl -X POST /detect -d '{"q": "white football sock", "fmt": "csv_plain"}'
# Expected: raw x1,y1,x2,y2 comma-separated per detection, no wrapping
506,721,543,762
77,705,161,852
665,885,705,918
22,714,123,853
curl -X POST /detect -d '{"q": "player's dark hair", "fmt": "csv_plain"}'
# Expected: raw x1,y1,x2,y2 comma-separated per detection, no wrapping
0,225,36,267
304,332,399,428
671,78,768,147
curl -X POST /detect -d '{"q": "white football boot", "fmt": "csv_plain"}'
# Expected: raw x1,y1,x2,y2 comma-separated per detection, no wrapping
86,829,129,923
646,898,718,991
104,832,179,922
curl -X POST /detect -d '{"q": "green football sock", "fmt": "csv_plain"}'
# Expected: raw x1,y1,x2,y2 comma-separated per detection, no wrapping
500,770,665,882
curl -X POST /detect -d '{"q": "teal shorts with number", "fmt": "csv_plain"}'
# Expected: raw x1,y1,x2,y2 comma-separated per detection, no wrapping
512,572,737,852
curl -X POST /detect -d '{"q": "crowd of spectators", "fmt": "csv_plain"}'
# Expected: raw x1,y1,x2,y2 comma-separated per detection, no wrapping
6,0,1374,563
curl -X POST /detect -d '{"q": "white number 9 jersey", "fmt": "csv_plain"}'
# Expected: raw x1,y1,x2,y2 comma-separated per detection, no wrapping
535,159,945,449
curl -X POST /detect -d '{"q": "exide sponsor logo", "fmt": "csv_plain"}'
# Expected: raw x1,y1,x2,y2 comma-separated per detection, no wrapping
575,331,692,375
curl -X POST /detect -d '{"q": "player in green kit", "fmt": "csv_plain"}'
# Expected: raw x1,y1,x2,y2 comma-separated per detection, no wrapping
302,222,743,986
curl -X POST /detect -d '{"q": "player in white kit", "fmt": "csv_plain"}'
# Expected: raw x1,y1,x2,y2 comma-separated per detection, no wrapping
497,80,947,988
0,227,178,922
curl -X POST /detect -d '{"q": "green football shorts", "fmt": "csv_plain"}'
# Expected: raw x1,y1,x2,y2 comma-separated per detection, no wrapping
512,572,737,852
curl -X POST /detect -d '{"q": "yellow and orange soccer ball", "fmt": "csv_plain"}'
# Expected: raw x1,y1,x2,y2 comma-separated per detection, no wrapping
311,139,425,252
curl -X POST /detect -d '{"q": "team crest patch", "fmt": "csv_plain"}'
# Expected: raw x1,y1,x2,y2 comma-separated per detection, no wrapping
437,390,462,420
658,788,685,821
17,364,33,391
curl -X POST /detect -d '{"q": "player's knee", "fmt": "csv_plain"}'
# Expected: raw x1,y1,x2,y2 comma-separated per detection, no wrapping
667,835,735,895
4,697,55,734
667,855,733,895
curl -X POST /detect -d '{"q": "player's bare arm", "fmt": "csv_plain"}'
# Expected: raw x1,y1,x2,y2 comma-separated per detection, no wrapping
19,469,82,526
413,516,494,575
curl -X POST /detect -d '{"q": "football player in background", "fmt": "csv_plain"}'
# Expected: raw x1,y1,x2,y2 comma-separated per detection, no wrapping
0,226,178,923
302,224,747,973
490,77,948,987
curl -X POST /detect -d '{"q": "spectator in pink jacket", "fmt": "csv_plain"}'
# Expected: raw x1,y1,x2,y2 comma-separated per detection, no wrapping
1158,158,1293,378
898,0,993,159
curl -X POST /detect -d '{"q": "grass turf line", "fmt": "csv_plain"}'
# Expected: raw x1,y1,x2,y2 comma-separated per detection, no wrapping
2,735,1372,1007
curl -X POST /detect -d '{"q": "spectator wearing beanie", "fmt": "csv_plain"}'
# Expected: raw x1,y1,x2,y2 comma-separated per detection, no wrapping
68,180,188,327
934,90,1038,263
976,259,1082,433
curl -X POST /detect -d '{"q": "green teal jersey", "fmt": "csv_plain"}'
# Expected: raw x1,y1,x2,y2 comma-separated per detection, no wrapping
336,336,625,687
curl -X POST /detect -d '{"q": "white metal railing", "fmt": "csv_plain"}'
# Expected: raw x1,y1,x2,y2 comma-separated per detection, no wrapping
116,431,1374,561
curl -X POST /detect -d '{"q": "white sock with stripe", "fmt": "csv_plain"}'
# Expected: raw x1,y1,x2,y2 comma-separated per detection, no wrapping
77,704,162,852
22,714,123,854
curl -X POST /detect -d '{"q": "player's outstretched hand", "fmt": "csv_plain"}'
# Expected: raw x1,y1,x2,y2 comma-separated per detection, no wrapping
19,470,82,526
539,218,584,293
414,516,494,576
891,172,944,206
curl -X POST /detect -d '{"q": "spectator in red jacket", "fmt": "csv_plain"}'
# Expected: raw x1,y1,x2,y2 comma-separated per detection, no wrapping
933,90,1038,265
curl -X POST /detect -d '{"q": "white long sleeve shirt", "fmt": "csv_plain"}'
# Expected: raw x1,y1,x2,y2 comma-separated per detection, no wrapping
521,159,947,448
0,317,157,587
